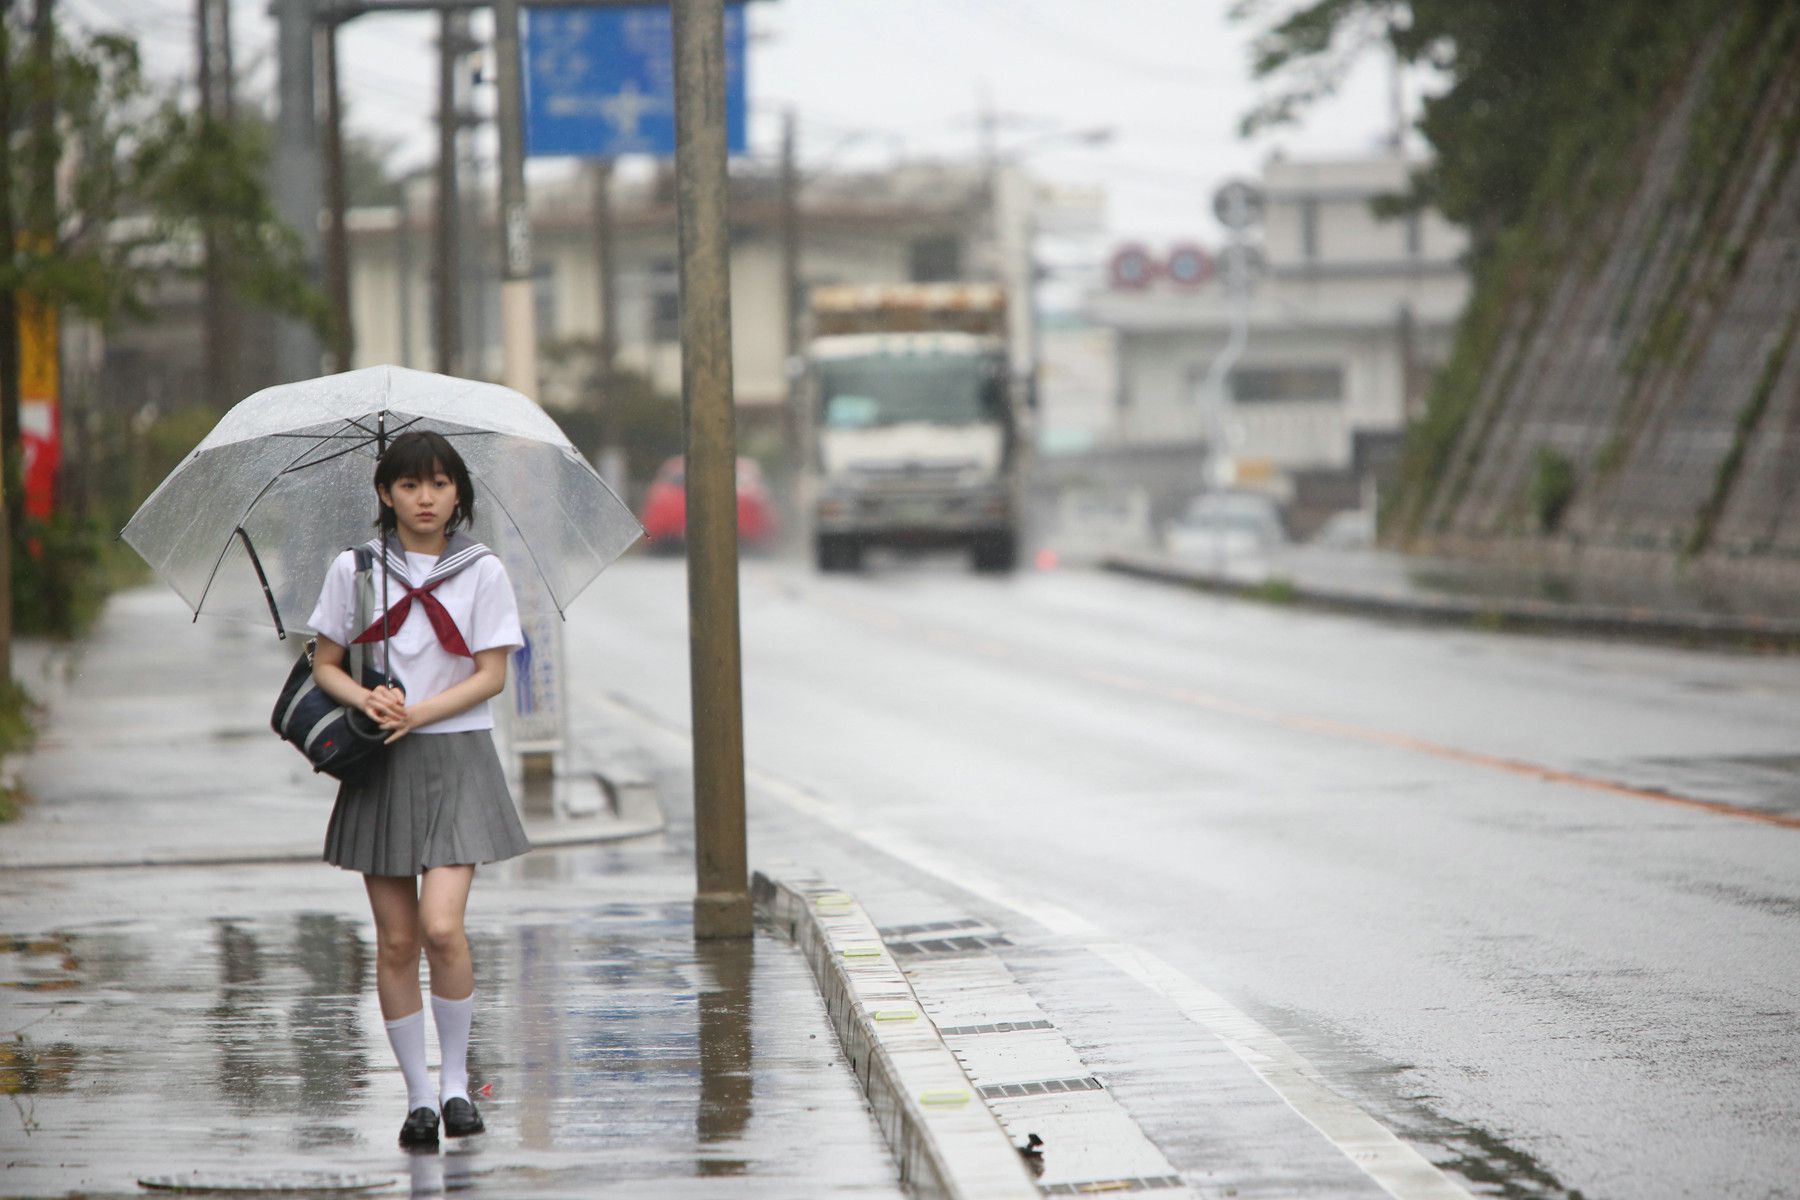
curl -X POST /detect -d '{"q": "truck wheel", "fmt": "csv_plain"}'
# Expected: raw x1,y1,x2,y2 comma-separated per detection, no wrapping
971,533,1017,574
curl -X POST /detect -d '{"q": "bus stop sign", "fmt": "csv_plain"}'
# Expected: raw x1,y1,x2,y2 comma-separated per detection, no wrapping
524,5,748,158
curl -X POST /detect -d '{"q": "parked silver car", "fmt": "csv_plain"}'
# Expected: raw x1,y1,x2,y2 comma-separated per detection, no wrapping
1162,491,1288,568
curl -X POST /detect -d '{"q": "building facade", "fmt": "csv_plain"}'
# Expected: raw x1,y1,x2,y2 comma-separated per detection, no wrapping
344,161,1050,414
1083,154,1469,493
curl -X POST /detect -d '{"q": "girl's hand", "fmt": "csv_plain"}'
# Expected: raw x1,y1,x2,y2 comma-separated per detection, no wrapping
382,705,420,745
362,684,407,729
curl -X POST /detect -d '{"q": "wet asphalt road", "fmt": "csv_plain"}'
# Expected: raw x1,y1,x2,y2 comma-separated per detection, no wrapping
573,553,1800,1200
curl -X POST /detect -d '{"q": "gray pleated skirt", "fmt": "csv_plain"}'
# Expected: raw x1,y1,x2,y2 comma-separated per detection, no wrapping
323,729,531,877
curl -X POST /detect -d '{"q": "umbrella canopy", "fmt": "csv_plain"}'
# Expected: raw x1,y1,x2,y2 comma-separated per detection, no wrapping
122,365,642,634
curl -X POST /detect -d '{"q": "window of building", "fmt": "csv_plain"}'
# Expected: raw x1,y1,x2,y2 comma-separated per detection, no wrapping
1405,211,1423,258
1230,365,1344,404
909,236,961,283
1300,199,1320,261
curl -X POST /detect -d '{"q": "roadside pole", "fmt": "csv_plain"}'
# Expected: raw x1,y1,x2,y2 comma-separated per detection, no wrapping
271,0,323,383
490,0,565,797
671,0,752,939
492,0,537,402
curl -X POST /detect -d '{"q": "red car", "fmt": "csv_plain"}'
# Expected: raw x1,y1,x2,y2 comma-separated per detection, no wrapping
640,455,780,550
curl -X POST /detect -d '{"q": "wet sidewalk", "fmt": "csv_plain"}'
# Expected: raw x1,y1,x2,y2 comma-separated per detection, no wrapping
2,590,660,872
0,588,904,1198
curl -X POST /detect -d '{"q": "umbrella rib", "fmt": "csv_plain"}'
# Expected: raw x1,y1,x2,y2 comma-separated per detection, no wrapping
280,413,429,475
481,485,566,620
190,419,364,619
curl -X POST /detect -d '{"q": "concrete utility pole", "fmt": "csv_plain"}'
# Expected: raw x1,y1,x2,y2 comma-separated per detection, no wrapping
672,0,751,940
433,10,466,375
779,108,800,365
491,0,537,401
272,0,323,384
321,15,354,373
590,159,617,410
197,0,240,403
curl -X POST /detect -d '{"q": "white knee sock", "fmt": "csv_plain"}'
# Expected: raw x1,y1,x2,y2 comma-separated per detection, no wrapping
431,991,475,1104
383,1010,436,1112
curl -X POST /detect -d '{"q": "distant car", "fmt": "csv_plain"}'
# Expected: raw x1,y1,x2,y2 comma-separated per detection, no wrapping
1310,509,1376,550
640,456,781,551
1162,491,1287,565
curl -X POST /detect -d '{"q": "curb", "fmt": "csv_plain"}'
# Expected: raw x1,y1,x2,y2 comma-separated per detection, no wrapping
1102,553,1800,649
1,769,665,873
754,868,1039,1200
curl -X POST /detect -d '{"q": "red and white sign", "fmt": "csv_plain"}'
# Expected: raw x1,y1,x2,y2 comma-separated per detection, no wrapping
18,293,58,521
1165,244,1213,289
1108,243,1158,290
1109,243,1222,291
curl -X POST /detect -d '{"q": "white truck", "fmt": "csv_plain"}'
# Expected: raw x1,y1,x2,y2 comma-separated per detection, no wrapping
800,284,1025,573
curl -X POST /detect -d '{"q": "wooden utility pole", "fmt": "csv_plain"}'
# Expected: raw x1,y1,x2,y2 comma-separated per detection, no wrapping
432,9,464,375
672,0,751,940
321,16,354,373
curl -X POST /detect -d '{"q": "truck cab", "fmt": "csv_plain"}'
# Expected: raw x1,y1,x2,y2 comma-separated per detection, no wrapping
800,285,1024,573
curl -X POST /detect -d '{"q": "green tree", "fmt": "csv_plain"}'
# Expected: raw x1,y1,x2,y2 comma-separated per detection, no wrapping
1232,0,1705,258
0,8,327,659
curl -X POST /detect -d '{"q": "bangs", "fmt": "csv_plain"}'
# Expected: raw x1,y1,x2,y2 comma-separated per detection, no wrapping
373,429,477,533
376,433,454,486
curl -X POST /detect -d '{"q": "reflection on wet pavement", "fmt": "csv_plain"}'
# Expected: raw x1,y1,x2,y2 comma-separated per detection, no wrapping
0,841,904,1198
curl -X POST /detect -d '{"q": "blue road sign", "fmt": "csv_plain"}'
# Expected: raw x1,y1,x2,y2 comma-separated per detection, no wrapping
524,6,748,159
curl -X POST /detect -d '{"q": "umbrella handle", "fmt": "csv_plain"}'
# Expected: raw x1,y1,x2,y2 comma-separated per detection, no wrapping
234,526,287,640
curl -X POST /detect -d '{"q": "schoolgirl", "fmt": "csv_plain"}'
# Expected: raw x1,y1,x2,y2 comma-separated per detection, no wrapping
307,429,531,1149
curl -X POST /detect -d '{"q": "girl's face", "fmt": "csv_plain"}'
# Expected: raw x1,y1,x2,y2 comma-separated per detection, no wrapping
379,466,458,541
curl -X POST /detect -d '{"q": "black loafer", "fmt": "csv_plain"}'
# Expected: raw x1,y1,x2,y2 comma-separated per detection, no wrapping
399,1106,440,1147
442,1096,485,1137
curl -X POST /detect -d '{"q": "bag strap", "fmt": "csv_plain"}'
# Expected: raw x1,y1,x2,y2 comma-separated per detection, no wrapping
348,545,374,685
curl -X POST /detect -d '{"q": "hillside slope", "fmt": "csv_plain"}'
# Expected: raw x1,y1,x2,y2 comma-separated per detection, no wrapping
1396,5,1800,612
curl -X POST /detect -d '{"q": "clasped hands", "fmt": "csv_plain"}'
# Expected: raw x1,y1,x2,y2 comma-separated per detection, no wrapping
361,684,415,744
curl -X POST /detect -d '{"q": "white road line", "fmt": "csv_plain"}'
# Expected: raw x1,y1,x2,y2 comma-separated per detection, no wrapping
596,693,1475,1200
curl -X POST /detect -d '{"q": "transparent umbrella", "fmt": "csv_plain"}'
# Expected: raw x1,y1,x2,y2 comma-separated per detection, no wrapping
122,365,643,636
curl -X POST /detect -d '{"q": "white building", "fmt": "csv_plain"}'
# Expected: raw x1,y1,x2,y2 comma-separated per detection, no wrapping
1083,154,1469,487
343,161,1072,415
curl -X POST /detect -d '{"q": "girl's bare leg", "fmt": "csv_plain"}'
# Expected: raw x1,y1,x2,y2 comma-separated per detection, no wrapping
419,865,476,1000
364,874,424,1018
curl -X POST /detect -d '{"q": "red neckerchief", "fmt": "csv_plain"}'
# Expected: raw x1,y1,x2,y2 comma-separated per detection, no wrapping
349,535,489,658
351,574,470,657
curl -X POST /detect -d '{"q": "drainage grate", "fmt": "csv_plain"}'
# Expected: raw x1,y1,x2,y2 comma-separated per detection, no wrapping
977,1075,1104,1100
936,1018,1055,1037
878,917,988,938
1040,1174,1186,1194
887,933,1013,957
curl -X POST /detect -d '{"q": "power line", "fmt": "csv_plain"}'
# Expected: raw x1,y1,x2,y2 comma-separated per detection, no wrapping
959,0,1227,88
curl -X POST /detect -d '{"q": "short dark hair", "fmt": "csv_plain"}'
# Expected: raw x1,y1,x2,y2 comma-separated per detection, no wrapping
373,430,475,534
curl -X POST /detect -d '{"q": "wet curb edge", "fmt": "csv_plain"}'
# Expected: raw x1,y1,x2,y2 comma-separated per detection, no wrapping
754,868,1039,1200
1102,553,1800,649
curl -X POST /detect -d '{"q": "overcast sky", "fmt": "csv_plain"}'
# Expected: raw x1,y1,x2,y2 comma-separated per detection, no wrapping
65,0,1423,247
